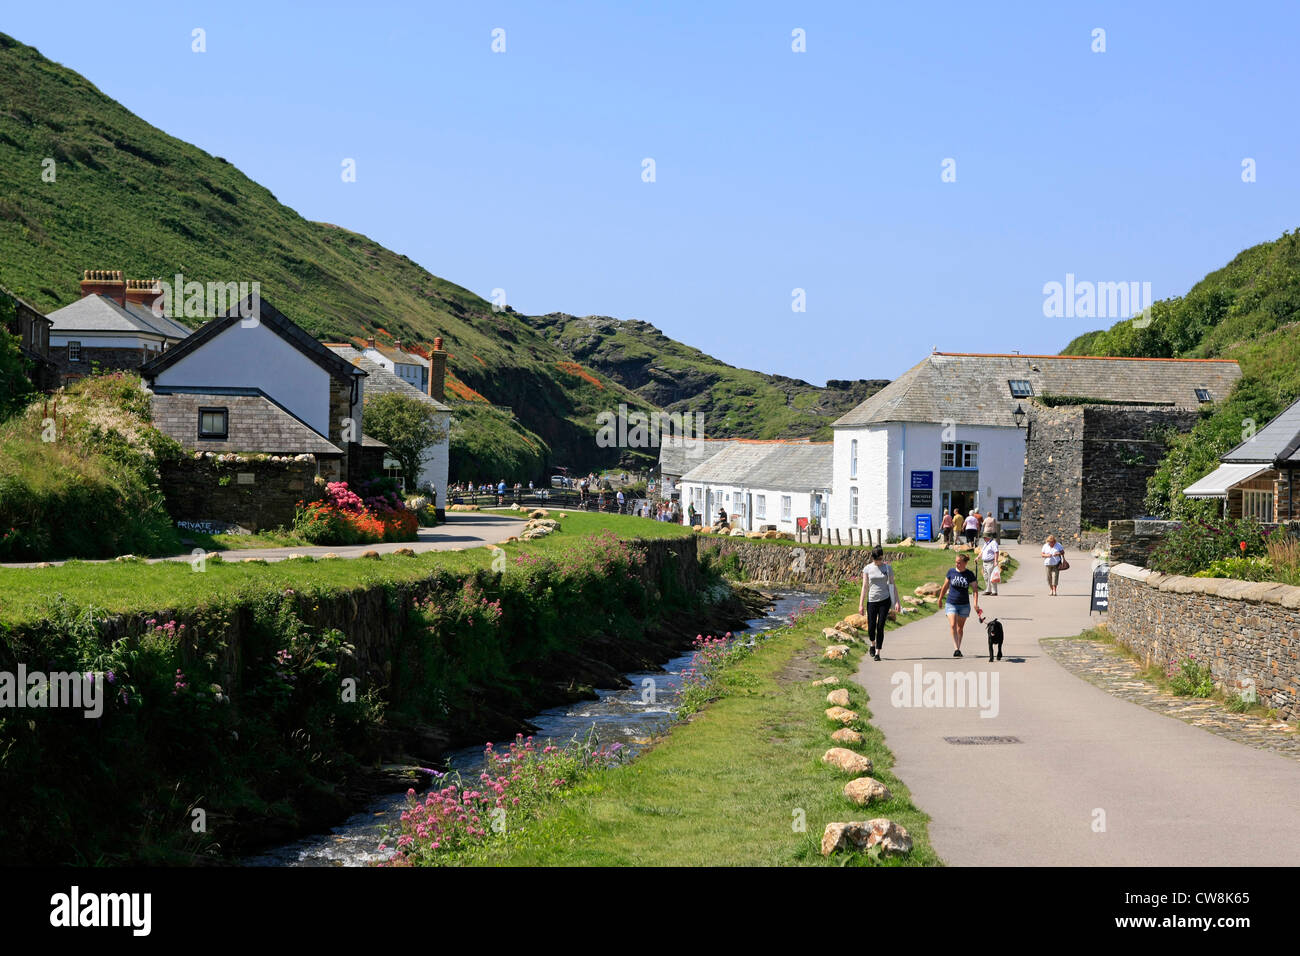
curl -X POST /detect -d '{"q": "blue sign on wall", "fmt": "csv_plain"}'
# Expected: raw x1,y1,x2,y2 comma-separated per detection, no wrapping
915,513,932,542
911,470,933,490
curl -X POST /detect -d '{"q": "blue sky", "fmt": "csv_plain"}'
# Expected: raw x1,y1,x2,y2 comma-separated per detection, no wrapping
6,1,1298,382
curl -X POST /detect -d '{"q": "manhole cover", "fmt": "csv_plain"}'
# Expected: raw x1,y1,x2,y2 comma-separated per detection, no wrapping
943,735,1022,745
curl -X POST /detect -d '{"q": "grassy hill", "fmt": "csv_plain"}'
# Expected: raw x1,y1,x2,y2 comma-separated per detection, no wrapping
523,313,888,441
1061,229,1300,518
0,32,657,478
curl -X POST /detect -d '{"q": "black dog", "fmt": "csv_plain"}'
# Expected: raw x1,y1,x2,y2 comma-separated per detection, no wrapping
986,618,1004,662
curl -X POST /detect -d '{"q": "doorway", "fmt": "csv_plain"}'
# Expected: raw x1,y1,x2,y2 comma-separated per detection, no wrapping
943,490,976,517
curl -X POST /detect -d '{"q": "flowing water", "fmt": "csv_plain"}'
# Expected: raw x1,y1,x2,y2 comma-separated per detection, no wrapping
243,590,820,867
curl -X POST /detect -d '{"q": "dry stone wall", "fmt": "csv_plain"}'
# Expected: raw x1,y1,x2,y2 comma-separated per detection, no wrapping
695,537,906,590
1108,563,1300,722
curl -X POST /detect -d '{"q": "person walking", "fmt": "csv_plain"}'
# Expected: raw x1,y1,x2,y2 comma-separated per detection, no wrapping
940,508,954,547
982,509,1000,544
963,510,980,547
857,546,901,661
688,503,699,526
952,507,965,546
938,552,981,657
979,530,1000,596
1042,534,1066,596
616,489,625,514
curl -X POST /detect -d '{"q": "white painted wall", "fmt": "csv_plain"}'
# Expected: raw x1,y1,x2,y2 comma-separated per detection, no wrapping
415,413,451,508
153,322,333,437
831,421,1026,539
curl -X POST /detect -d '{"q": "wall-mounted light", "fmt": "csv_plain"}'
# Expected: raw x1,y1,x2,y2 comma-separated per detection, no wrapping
1013,403,1026,428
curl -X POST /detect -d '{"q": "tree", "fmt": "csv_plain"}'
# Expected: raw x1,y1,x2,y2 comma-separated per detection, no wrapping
362,391,448,493
0,295,33,421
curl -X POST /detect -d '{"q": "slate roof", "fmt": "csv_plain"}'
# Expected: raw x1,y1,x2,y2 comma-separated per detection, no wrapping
141,296,364,382
47,294,187,341
325,345,451,412
680,441,833,490
1220,396,1300,465
832,352,1242,428
658,436,742,478
368,344,427,367
150,387,342,455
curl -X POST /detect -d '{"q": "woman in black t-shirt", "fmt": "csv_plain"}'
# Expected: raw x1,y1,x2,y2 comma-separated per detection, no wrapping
937,552,982,658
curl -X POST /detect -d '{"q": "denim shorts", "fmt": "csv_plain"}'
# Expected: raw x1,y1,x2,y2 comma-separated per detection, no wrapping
945,602,971,618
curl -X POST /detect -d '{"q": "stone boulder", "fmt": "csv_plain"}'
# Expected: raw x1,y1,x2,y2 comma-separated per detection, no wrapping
824,645,850,660
529,509,549,519
821,819,912,857
821,747,873,774
914,582,942,597
812,676,840,687
843,777,893,806
831,727,864,745
729,528,746,537
842,613,870,630
826,688,851,707
393,547,416,557
360,550,380,559
824,706,860,725
763,530,781,539
898,537,915,547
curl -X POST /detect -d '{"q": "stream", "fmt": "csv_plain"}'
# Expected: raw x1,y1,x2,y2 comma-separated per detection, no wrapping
243,590,821,867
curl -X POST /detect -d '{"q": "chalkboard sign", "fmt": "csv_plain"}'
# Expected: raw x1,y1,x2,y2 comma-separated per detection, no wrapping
1090,564,1110,614
910,489,933,508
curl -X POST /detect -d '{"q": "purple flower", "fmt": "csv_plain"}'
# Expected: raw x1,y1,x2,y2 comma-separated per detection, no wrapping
106,671,116,684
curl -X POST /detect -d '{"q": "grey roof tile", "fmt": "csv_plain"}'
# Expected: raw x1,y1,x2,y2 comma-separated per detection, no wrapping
150,388,341,455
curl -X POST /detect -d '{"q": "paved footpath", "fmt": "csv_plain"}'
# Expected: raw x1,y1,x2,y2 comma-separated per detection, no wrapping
852,542,1300,865
1,512,527,568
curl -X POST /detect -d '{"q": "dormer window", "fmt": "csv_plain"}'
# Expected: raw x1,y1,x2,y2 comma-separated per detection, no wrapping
1194,388,1212,403
1008,380,1034,398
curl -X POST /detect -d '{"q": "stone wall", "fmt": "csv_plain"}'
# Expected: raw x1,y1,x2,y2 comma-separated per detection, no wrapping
695,536,906,590
1108,563,1300,722
1021,404,1199,546
1107,519,1181,567
160,456,318,532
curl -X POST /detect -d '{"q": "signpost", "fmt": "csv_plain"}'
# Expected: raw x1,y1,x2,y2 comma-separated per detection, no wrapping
1090,563,1110,614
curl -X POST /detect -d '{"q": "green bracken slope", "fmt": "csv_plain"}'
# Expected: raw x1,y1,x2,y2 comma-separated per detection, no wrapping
0,32,649,476
1060,229,1300,518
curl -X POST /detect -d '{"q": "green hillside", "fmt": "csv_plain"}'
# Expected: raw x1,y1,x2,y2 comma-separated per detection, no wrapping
524,313,888,441
0,32,654,477
1061,229,1300,518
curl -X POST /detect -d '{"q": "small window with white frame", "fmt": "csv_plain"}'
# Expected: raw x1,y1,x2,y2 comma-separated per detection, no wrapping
850,439,858,479
755,494,766,519
68,341,82,363
941,441,979,469
1008,380,1034,398
1195,387,1212,403
781,495,792,520
849,486,859,525
1242,489,1273,522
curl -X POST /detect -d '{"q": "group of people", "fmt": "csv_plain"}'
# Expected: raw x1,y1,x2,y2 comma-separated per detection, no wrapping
858,531,1072,659
938,505,999,547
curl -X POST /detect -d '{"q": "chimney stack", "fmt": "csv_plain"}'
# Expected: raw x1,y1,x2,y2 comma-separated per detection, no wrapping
367,336,377,349
429,336,446,401
80,269,126,306
124,277,163,312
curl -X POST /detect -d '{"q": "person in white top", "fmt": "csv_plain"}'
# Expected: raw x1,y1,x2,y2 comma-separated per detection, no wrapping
1042,534,1066,596
979,531,1000,595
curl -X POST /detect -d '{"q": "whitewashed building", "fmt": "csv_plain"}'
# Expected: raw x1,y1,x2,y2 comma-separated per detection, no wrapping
678,441,832,533
829,351,1243,540
361,338,428,392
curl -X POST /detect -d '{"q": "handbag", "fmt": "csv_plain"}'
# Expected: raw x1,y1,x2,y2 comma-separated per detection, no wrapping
1059,558,1070,572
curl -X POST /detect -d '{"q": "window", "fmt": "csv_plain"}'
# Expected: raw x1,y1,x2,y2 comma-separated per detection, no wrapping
781,495,792,520
1195,388,1212,403
197,407,228,440
849,487,859,525
850,439,858,479
1008,380,1034,398
1242,489,1274,522
383,457,406,491
755,494,766,519
68,341,82,363
998,497,1022,522
941,441,979,469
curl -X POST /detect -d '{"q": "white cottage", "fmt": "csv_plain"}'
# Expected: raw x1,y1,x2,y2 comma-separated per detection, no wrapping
678,441,832,533
829,351,1243,540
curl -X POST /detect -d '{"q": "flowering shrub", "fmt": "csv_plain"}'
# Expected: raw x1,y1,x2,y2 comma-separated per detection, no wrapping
678,631,750,717
1167,654,1215,697
1148,517,1273,575
379,730,628,865
291,480,417,545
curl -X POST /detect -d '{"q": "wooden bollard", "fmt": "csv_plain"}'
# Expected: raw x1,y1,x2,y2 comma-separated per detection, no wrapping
835,528,842,546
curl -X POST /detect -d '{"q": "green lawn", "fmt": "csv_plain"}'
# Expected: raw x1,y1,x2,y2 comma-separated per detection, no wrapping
427,546,978,866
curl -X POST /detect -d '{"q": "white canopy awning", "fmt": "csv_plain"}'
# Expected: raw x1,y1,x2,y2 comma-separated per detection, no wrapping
1183,463,1271,498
